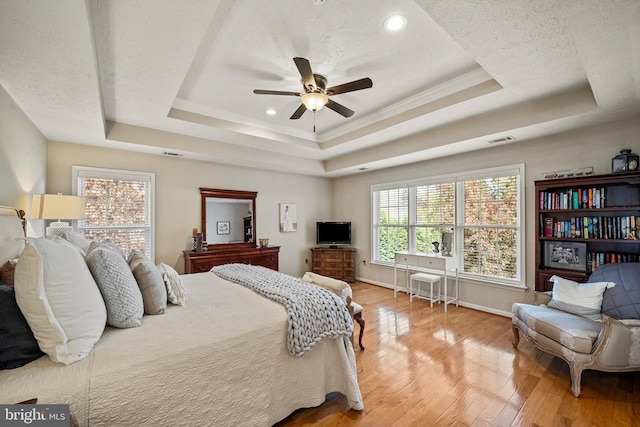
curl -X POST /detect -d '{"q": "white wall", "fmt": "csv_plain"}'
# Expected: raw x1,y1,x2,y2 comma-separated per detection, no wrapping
0,85,47,236
333,117,640,315
47,141,333,276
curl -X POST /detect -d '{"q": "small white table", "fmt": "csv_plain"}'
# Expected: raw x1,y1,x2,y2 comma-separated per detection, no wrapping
393,252,459,311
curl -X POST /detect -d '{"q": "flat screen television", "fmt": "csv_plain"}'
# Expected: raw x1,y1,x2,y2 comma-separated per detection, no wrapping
316,221,351,246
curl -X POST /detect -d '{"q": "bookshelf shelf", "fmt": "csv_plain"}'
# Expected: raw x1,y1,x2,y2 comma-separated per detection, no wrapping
534,172,640,292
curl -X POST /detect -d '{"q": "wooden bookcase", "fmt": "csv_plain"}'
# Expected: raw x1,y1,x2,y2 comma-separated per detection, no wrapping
535,172,640,291
311,247,356,282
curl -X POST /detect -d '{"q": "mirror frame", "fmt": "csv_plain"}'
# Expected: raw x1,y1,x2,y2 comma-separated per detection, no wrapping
200,188,257,250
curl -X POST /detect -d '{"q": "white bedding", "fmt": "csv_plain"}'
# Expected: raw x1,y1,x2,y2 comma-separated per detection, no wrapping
0,271,363,426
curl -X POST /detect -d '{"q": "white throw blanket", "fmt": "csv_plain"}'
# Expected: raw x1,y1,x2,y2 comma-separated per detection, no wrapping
211,264,354,357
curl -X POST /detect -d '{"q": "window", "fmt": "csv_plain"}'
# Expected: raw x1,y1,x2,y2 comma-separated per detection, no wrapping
373,187,408,262
73,166,155,260
372,165,524,286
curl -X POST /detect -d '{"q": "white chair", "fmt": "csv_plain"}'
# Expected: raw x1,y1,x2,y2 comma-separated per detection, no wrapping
410,272,441,307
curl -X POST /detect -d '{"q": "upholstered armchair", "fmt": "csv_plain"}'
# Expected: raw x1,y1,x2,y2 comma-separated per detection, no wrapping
512,263,640,397
302,272,365,350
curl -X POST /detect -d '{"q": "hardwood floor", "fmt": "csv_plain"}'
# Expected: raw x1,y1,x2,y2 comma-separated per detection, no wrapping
276,282,640,427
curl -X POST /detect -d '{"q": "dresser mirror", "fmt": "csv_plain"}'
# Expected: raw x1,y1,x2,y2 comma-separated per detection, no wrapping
200,188,257,249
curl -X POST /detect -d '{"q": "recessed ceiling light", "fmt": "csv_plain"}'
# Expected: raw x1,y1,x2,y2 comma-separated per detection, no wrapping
384,15,407,32
265,109,277,116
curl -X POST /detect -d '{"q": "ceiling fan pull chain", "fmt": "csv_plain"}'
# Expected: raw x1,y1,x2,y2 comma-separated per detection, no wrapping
313,111,316,133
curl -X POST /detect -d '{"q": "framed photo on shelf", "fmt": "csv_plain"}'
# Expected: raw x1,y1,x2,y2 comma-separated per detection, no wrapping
216,221,230,235
543,241,587,272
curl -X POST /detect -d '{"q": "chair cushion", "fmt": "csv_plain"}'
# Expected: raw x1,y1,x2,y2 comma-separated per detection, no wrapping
512,303,601,354
351,301,363,315
590,263,640,320
410,272,441,283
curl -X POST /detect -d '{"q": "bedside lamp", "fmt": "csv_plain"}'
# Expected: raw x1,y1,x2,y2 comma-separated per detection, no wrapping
31,194,85,237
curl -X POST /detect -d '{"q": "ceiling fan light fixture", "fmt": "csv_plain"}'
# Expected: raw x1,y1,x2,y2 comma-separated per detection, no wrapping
384,15,407,32
301,92,328,111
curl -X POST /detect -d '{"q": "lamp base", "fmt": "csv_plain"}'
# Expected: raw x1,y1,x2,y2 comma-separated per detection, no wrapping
46,221,72,237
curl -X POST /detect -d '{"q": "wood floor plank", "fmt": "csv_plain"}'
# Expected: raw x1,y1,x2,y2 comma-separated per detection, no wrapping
276,282,640,427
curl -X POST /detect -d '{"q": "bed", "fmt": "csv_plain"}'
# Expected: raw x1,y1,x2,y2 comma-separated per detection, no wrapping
0,207,363,426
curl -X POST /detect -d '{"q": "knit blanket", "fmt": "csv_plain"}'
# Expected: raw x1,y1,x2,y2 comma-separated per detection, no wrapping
211,264,354,357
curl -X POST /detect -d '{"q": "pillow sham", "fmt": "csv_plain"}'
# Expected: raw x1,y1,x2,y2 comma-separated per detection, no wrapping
157,262,186,306
128,250,166,315
14,237,107,365
0,283,45,369
61,230,92,254
548,275,616,321
86,242,143,328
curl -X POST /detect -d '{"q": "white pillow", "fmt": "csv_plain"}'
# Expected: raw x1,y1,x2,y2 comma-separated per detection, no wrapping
61,230,92,254
157,262,186,306
14,237,107,365
302,271,352,301
548,275,615,320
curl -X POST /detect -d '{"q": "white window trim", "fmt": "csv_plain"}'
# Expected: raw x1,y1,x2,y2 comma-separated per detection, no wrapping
72,165,156,261
371,164,525,288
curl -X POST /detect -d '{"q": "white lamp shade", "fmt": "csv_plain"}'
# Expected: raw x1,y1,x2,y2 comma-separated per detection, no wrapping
301,92,328,111
31,194,85,220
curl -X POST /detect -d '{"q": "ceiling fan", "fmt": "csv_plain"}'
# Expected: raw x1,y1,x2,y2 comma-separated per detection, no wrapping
253,57,373,120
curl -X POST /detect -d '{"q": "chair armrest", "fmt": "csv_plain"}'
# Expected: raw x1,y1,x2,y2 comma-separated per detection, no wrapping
592,315,640,368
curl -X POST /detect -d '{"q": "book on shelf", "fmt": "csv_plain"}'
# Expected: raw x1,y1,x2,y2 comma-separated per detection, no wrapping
540,186,607,210
544,217,554,237
588,252,639,272
541,215,640,240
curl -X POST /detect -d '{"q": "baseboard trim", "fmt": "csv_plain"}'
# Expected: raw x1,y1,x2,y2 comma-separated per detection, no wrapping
355,277,512,318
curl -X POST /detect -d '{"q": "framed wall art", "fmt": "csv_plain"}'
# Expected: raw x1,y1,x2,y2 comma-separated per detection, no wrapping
543,241,587,272
279,203,297,233
216,221,230,235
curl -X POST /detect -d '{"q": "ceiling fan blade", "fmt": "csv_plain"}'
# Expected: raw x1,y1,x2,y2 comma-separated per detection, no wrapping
293,57,316,91
290,104,307,120
326,99,354,117
253,89,301,96
326,77,373,95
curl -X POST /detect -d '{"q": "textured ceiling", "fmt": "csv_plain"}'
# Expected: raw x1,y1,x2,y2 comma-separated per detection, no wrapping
1,0,639,177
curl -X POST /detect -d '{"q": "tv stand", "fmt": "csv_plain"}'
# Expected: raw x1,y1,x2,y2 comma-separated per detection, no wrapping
311,247,355,282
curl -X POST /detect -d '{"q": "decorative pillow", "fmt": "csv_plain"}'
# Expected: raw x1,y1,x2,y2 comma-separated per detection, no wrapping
128,250,166,315
157,262,186,306
302,271,352,301
590,263,640,320
0,283,45,369
548,275,616,321
0,259,16,286
14,237,107,365
86,242,143,328
88,239,125,259
61,230,92,254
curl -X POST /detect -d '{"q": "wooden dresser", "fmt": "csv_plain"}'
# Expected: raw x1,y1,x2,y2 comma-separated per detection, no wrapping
184,246,280,274
311,247,356,282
